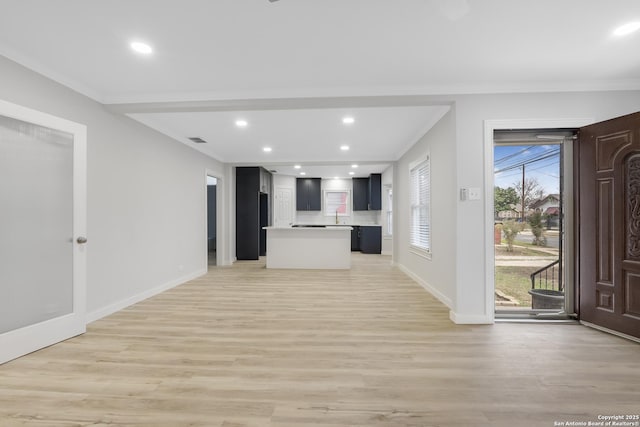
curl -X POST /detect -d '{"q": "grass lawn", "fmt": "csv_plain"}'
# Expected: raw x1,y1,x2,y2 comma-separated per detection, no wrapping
495,266,537,307
494,244,552,257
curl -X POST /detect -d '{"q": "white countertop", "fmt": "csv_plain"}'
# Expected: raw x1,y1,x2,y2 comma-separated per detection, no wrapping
263,226,353,230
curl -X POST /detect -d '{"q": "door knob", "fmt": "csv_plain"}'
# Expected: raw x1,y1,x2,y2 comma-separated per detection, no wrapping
76,236,87,244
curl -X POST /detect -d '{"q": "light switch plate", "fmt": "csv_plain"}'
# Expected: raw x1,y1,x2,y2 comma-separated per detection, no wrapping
468,187,481,201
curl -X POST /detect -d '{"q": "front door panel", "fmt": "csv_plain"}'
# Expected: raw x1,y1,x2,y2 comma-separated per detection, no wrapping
579,112,640,338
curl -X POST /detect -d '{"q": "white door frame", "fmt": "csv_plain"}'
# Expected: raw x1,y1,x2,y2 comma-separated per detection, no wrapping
205,169,227,267
483,118,592,321
0,99,87,364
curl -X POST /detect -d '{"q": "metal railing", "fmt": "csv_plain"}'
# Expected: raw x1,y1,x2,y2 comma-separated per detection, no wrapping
530,259,562,292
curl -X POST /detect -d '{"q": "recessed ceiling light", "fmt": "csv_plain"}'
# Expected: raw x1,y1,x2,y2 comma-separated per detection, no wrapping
349,171,355,175
340,145,350,151
300,172,306,176
334,176,339,180
351,164,358,168
235,119,248,128
263,147,272,152
613,22,640,36
294,165,301,169
342,117,355,124
130,41,153,55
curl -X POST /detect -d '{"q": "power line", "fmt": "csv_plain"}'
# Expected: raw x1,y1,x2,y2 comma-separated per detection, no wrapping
495,158,559,181
494,149,560,173
495,148,559,172
494,146,534,165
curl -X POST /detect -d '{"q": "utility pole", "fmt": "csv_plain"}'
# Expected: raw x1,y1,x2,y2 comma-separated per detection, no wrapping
521,164,526,222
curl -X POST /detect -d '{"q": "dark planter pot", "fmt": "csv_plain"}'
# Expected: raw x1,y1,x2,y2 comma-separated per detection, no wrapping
528,289,564,310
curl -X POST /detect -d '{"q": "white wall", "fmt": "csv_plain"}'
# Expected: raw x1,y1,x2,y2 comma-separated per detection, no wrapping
0,55,229,321
381,165,393,255
394,109,457,309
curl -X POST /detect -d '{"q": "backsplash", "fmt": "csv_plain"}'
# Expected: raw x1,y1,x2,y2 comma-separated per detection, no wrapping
296,210,381,226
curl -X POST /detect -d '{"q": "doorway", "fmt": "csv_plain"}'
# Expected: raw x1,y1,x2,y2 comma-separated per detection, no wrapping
207,175,217,267
493,129,575,317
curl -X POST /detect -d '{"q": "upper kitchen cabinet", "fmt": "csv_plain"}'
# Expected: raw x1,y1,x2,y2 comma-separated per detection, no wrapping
368,173,382,210
259,167,272,194
353,173,382,211
352,178,369,211
296,178,321,211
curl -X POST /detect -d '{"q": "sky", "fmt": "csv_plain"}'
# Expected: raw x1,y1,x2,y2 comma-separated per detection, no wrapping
494,144,560,195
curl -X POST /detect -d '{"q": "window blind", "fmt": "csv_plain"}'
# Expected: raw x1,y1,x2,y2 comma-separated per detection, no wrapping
325,190,349,216
410,156,430,252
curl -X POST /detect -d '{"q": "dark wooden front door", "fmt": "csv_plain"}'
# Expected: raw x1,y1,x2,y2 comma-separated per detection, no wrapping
578,111,640,339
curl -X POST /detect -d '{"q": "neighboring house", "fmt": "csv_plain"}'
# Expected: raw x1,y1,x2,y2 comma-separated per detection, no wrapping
530,194,560,213
531,194,560,227
497,207,518,220
498,203,533,221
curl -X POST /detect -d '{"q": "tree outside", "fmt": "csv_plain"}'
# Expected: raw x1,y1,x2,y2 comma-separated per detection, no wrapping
501,220,523,252
513,177,544,221
494,186,519,218
528,211,547,246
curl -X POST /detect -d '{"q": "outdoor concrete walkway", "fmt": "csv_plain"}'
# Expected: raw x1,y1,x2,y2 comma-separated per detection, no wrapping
495,244,559,267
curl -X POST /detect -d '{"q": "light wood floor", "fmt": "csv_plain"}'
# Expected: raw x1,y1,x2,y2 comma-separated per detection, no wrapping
1,254,639,427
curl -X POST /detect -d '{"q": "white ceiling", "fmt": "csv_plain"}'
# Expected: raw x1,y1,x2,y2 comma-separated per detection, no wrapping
1,0,639,176
128,106,449,163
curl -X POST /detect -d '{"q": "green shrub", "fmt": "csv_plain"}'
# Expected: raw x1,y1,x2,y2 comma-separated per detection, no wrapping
502,220,523,252
528,212,547,246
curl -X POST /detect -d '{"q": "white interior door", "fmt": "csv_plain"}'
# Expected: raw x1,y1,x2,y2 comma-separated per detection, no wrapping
274,187,294,227
0,100,86,364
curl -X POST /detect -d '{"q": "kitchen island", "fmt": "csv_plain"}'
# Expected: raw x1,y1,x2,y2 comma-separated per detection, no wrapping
263,226,352,269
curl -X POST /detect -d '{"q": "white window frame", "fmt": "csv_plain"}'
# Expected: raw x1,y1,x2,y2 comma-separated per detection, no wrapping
323,190,351,217
409,154,431,259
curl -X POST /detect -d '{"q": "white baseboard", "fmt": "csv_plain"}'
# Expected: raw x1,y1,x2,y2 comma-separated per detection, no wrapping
449,310,494,325
396,263,493,325
396,263,453,309
86,268,207,323
381,250,392,256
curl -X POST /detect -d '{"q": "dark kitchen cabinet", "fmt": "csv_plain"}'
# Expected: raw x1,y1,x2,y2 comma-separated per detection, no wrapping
296,178,321,211
360,226,382,254
352,173,382,211
352,178,369,211
236,167,271,260
368,173,382,210
350,226,361,251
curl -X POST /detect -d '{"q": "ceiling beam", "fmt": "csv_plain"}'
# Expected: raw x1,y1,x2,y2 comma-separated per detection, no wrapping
105,95,454,114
